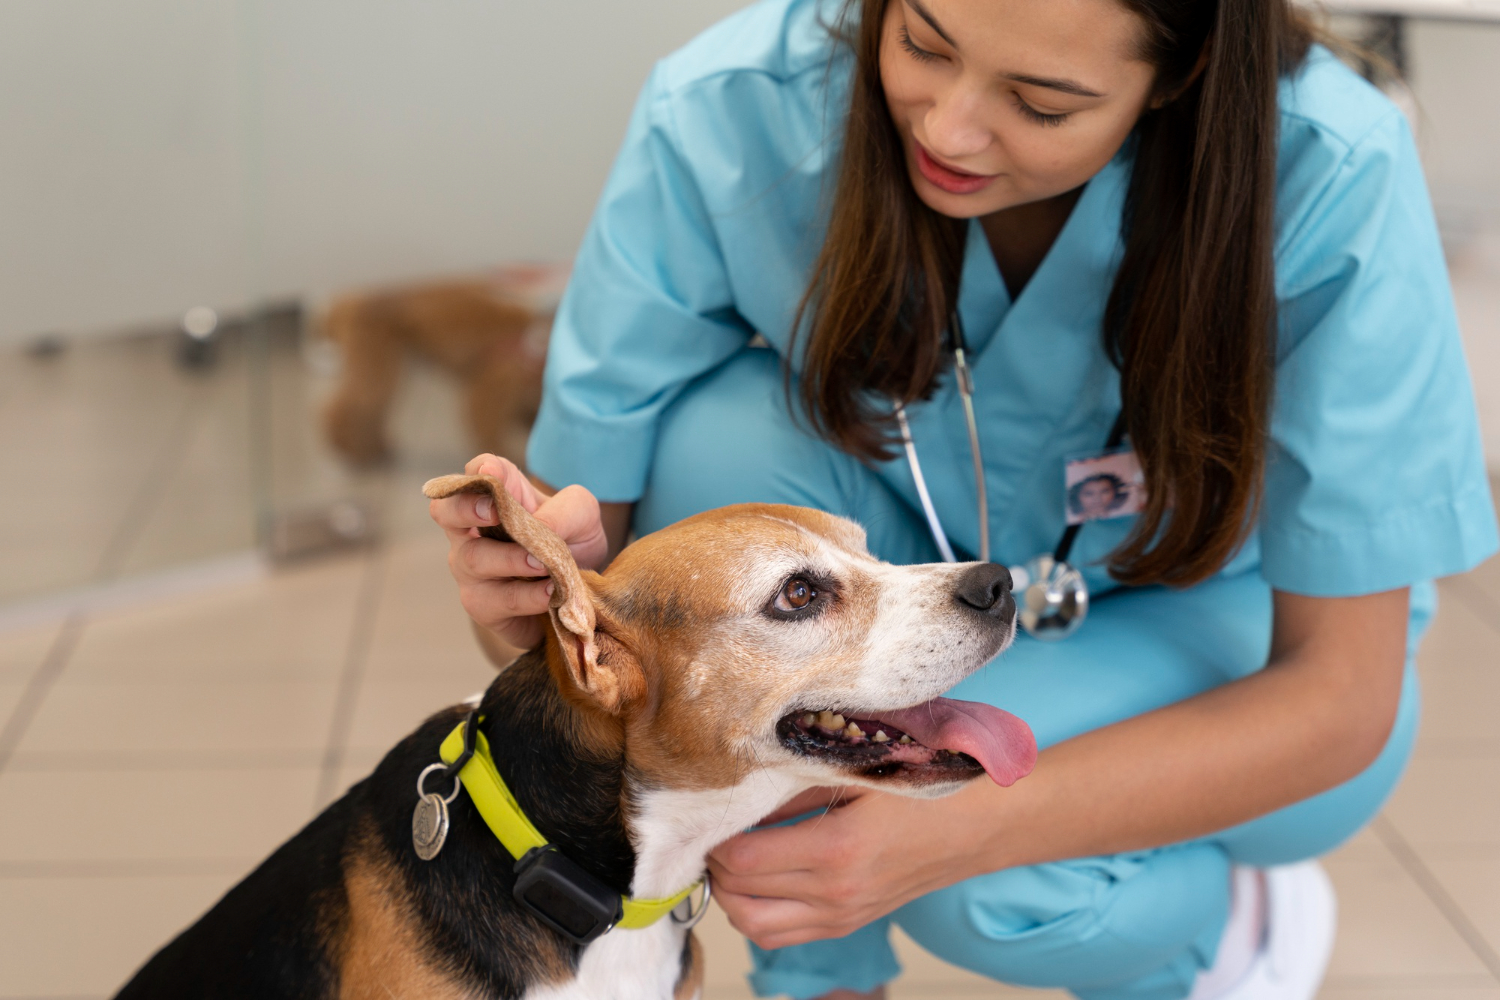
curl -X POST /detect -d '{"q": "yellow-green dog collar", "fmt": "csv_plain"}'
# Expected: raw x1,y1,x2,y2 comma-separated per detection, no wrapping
439,719,700,931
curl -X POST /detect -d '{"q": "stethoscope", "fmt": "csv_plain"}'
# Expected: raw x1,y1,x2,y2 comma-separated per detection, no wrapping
895,318,1124,641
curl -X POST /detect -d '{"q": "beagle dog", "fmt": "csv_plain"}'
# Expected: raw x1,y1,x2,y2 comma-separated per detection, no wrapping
113,475,1036,1000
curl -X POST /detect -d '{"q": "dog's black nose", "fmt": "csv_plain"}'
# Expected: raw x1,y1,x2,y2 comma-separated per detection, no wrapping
955,562,1012,614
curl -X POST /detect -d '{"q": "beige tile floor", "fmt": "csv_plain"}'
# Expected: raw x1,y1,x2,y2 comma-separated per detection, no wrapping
1,515,1498,998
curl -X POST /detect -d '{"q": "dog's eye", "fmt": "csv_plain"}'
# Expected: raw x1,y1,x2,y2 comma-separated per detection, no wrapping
777,577,816,612
765,573,835,620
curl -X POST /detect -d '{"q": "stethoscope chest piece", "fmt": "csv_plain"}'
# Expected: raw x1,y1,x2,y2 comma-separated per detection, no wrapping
1010,554,1088,642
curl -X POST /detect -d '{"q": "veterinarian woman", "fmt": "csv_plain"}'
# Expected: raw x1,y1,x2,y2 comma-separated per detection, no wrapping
430,0,1498,996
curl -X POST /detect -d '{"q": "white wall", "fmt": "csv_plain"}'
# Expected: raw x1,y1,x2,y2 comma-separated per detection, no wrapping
0,0,747,341
244,0,748,301
1,5,1498,464
0,2,253,340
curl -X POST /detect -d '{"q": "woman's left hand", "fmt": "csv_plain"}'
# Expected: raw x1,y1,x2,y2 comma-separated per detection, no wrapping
707,785,994,949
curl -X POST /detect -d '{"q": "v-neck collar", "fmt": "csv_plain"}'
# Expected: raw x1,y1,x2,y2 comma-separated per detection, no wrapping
956,152,1126,359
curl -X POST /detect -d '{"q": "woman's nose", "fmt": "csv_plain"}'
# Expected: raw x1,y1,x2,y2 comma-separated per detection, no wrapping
924,84,992,160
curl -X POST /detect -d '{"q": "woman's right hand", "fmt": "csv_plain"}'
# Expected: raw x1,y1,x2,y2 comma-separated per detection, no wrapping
429,454,611,651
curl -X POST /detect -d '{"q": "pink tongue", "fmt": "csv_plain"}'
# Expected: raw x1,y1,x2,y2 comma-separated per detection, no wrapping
877,698,1037,787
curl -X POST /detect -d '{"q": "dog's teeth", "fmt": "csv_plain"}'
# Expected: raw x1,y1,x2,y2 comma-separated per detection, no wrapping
845,722,864,738
831,714,846,728
899,734,913,744
801,713,817,728
816,710,837,728
872,730,889,743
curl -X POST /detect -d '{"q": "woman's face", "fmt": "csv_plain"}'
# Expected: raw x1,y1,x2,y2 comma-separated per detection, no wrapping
1077,477,1119,517
879,0,1158,218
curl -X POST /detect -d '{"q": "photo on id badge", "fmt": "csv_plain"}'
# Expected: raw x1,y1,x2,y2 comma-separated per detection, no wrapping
1065,449,1147,525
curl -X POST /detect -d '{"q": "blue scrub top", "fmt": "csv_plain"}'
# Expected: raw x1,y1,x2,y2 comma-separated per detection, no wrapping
528,0,1497,598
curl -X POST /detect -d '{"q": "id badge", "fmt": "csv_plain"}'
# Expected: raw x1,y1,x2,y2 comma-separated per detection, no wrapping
1064,448,1147,525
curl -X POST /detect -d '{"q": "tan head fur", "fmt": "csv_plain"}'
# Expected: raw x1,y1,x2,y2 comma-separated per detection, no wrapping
422,482,1023,807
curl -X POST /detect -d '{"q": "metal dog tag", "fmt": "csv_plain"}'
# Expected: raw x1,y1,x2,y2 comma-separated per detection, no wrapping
412,793,450,860
413,761,462,861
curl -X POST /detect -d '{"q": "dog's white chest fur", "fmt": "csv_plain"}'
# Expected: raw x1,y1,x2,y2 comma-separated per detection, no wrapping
522,772,797,1000
521,921,692,1000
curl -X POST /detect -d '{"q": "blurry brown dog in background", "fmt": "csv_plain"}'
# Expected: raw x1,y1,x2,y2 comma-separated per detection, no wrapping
321,265,567,465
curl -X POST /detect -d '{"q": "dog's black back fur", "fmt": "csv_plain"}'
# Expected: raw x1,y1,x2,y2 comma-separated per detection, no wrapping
114,648,637,999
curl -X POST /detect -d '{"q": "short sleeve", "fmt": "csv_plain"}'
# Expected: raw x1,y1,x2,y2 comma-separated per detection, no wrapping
526,65,753,501
1260,110,1498,596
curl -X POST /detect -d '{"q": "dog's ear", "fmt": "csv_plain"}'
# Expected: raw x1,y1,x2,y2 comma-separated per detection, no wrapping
423,473,631,713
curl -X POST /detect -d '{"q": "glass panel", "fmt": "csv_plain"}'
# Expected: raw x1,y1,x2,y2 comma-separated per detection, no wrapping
1,326,258,605
246,268,564,562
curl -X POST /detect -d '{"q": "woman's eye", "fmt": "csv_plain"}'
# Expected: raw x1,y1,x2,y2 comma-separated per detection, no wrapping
778,577,817,611
898,25,940,63
1012,94,1070,128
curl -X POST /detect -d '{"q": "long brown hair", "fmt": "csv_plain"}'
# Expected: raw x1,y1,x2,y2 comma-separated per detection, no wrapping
792,0,1311,587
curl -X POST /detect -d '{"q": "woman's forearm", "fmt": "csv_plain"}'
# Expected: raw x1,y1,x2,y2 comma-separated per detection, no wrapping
961,587,1409,874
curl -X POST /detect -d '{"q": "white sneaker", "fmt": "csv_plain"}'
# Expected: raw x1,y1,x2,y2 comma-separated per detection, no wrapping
1190,861,1337,1000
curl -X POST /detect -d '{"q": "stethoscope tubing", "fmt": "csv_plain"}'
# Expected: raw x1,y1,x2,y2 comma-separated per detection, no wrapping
953,344,989,565
896,315,991,568
896,406,958,564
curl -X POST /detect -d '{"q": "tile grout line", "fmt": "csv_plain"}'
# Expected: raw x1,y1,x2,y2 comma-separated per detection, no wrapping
91,386,207,584
0,388,208,776
312,546,388,809
0,858,257,879
1371,813,1500,983
3,748,327,772
0,550,266,636
0,613,87,775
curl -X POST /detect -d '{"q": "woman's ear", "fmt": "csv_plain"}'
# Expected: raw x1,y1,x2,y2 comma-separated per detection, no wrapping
422,474,631,713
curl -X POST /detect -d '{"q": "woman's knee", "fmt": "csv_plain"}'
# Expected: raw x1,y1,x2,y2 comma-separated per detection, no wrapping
638,348,809,528
893,845,1230,997
1213,658,1421,865
637,347,937,564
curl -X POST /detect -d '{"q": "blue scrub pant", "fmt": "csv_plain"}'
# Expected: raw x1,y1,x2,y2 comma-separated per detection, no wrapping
635,349,1424,1000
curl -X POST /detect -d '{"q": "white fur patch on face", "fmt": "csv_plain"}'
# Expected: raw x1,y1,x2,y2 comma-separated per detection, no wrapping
833,558,1014,709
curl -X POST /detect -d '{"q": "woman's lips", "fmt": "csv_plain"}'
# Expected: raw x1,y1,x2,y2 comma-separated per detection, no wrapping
914,142,997,195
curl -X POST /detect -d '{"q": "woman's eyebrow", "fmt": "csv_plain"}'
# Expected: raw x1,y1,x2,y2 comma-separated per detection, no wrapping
903,1,1105,99
905,0,957,48
1004,74,1105,99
